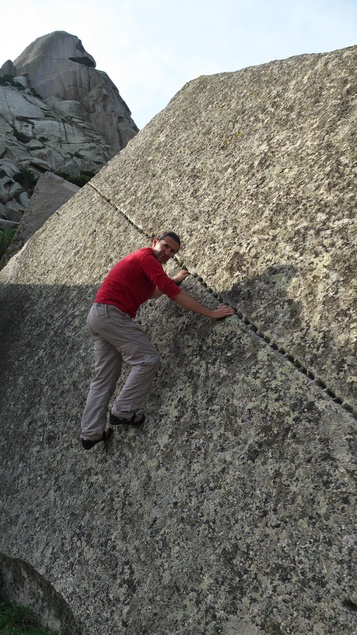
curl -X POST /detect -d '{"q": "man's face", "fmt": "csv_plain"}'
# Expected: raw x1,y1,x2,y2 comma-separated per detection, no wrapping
152,236,180,264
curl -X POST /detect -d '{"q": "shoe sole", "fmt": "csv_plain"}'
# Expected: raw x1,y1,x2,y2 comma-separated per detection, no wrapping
81,427,113,450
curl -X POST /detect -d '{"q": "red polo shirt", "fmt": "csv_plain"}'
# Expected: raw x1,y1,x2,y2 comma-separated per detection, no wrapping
94,247,181,318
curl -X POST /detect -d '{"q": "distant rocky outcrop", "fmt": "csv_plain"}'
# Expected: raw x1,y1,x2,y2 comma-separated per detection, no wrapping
0,31,138,252
0,47,356,635
12,31,138,152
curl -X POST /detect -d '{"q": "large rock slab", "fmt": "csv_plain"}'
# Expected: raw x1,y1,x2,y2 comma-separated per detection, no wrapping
17,172,79,242
0,47,356,635
93,46,356,410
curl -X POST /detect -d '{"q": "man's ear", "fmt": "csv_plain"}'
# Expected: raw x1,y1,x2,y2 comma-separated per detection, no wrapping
152,236,159,247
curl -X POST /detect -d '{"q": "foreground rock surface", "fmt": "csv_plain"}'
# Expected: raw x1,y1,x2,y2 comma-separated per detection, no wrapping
0,47,356,635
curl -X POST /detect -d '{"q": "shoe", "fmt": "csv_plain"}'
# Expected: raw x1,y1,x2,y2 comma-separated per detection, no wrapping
109,412,145,427
81,427,113,450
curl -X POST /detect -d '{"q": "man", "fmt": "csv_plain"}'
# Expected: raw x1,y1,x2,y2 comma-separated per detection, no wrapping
80,231,234,449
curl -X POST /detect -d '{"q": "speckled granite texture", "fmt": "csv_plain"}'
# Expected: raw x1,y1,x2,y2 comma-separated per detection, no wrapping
0,553,83,634
0,46,356,635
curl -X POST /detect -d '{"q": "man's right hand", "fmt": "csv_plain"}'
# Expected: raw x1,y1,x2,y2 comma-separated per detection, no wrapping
174,289,235,319
209,305,236,319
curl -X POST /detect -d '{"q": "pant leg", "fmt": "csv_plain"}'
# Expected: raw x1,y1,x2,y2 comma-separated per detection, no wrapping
111,332,161,416
81,305,122,440
102,305,160,416
81,304,160,438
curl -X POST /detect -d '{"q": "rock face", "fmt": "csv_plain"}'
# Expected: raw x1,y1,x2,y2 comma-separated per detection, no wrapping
13,31,138,152
0,31,138,238
0,553,82,634
0,46,356,635
1,172,80,265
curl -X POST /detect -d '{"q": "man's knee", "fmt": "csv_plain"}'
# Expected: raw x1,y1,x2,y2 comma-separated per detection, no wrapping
147,350,160,369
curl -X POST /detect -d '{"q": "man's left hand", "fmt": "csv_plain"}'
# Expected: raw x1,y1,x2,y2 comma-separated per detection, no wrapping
174,269,190,284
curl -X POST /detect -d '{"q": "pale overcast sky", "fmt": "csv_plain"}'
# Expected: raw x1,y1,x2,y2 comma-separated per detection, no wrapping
0,0,355,128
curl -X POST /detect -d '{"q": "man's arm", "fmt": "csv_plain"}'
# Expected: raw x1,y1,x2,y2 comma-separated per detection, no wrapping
151,269,190,299
151,287,163,299
151,269,234,319
173,289,235,320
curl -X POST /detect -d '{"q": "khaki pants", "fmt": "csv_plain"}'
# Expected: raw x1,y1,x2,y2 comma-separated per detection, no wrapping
80,303,160,440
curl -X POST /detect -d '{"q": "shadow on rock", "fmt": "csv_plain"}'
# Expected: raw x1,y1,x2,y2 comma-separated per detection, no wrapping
223,264,302,335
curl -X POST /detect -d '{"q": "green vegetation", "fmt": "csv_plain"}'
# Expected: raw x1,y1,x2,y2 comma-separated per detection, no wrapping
13,168,38,196
13,129,32,144
0,601,57,634
0,76,25,90
0,75,41,98
0,227,16,260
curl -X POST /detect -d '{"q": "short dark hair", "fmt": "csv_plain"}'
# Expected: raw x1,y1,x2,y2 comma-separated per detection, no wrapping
156,231,181,247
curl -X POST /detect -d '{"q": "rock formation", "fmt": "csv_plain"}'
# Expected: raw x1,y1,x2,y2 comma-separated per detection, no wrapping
0,553,82,634
0,31,138,250
0,46,356,635
1,172,80,265
12,31,138,152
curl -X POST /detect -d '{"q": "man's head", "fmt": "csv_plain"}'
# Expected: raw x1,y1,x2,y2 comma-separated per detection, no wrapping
152,231,181,264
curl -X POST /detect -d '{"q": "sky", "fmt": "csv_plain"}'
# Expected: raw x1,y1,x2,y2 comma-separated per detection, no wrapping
0,0,355,129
